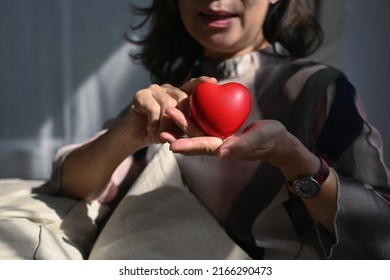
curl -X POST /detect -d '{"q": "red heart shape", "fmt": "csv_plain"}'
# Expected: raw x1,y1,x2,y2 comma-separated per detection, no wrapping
189,82,252,139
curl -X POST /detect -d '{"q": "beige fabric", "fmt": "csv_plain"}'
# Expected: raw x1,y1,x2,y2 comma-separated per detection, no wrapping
89,144,250,260
0,179,103,259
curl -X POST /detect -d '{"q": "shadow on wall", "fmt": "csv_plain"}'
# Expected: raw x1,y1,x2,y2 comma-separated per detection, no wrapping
0,0,151,179
0,42,150,179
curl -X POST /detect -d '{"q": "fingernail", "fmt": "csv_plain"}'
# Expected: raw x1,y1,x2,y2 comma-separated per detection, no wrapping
219,149,231,158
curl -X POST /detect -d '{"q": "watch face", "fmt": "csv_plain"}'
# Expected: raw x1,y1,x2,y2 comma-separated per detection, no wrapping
293,177,320,199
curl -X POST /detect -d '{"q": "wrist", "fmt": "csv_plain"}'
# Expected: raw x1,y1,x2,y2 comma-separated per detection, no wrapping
286,157,330,199
111,119,146,155
274,134,321,182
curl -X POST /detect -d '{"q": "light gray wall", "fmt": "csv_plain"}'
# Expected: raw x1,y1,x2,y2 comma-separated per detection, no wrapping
0,0,150,179
344,0,390,166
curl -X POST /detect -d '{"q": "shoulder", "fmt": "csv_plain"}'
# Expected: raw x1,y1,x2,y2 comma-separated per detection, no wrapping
259,54,335,91
280,59,344,85
261,58,345,103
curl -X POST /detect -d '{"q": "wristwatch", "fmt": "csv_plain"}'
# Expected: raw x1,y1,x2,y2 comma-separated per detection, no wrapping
288,157,330,199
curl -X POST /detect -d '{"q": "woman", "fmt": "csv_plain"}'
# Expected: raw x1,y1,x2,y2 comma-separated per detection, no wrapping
51,0,390,259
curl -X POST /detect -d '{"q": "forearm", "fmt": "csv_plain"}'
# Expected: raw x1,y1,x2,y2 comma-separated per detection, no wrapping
278,135,337,234
60,123,141,201
299,170,337,233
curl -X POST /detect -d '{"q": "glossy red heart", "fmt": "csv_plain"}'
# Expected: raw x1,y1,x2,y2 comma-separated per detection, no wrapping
189,82,252,139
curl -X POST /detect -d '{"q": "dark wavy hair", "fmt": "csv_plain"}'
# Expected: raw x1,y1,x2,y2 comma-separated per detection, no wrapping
127,0,323,85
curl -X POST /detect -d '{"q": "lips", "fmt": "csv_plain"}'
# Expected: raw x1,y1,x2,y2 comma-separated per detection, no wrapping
199,11,237,27
200,12,234,20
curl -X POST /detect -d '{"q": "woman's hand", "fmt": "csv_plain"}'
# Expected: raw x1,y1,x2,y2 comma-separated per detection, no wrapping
219,120,297,164
165,118,294,161
165,117,320,180
119,76,217,151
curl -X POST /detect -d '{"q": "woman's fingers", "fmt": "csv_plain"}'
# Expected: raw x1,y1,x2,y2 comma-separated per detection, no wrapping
180,76,217,94
164,107,207,137
130,77,218,145
133,84,184,137
169,136,224,155
219,120,291,162
162,107,224,155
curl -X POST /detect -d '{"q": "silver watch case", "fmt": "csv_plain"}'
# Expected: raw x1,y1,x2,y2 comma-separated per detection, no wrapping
292,177,321,199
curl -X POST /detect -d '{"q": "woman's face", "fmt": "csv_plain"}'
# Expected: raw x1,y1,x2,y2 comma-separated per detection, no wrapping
178,0,270,61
